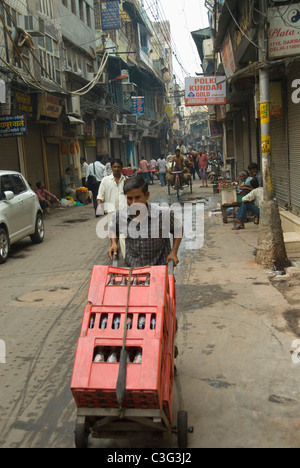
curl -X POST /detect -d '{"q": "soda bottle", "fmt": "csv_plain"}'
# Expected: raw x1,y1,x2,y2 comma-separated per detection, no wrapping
113,316,120,329
107,351,118,363
133,350,142,363
100,316,108,329
94,350,105,362
132,275,139,285
127,317,133,329
108,274,115,285
120,275,127,286
144,274,150,286
89,314,95,329
138,315,146,329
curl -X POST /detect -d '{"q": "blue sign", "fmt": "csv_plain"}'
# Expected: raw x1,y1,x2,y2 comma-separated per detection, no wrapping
0,115,27,138
132,97,145,116
100,1,121,30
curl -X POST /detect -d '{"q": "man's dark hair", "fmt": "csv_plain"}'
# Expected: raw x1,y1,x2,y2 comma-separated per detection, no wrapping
248,163,259,171
250,178,259,189
36,181,42,189
124,175,148,195
111,159,123,168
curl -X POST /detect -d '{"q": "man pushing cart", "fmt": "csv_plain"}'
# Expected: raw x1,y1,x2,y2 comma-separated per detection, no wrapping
71,176,192,448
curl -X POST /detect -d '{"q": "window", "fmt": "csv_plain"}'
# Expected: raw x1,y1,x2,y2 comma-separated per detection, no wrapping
11,175,27,195
86,4,91,28
79,0,84,21
38,36,61,85
1,175,15,195
65,48,84,77
71,0,76,15
39,0,53,18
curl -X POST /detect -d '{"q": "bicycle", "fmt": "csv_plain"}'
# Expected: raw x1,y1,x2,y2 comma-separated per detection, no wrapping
168,171,192,199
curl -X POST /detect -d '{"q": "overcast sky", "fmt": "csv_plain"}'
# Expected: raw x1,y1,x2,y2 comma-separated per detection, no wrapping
158,0,210,86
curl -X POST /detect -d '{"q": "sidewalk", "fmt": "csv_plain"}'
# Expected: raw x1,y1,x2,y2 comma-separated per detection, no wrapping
44,180,300,448
163,181,300,448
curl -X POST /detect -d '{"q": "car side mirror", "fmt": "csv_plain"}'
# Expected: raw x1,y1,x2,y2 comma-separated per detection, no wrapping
4,191,15,201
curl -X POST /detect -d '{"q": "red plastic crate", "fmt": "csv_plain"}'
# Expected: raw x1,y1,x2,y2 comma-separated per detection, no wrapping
71,265,176,411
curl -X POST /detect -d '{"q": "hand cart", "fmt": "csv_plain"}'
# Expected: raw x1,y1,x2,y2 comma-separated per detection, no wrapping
70,261,192,448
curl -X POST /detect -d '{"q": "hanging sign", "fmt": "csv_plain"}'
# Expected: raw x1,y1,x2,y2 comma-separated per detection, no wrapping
132,97,145,116
100,1,121,30
0,115,27,138
268,3,300,58
185,76,227,106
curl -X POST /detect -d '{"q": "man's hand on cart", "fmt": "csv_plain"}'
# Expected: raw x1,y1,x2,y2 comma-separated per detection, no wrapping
166,252,179,267
108,241,119,260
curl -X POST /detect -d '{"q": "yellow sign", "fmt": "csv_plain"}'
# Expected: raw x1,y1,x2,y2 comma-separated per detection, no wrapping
261,136,271,154
260,102,270,124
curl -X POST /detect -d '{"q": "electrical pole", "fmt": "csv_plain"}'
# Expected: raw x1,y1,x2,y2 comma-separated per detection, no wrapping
256,0,289,270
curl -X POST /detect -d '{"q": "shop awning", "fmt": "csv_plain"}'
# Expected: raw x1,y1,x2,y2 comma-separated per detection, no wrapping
68,116,85,125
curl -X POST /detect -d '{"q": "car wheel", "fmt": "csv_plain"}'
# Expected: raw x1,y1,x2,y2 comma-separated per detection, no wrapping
30,213,45,244
0,228,9,264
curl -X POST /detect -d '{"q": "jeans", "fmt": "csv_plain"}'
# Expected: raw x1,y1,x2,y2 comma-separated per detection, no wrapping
142,172,151,184
91,181,101,214
236,202,260,222
159,172,166,186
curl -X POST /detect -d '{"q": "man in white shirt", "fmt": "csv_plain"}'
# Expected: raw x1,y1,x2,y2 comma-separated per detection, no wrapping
86,156,106,216
97,159,127,257
96,159,127,216
233,180,264,230
157,157,167,186
80,157,89,187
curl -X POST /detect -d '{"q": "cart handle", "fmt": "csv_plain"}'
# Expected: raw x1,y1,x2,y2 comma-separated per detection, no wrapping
112,253,118,268
168,260,175,276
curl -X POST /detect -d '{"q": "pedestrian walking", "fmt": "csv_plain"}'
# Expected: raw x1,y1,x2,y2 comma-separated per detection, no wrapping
80,157,88,187
87,156,106,216
157,156,167,186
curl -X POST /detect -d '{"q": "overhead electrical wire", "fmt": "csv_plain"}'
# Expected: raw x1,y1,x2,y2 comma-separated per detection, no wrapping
0,0,109,96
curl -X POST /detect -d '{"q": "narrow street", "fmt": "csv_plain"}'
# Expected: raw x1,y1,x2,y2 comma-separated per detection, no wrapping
0,181,300,448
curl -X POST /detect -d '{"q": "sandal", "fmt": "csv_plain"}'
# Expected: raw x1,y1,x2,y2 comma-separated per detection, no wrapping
254,218,259,225
232,225,245,230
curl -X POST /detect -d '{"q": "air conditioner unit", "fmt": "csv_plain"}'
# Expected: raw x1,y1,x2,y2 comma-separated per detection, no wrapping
126,114,137,124
203,39,214,60
122,83,137,94
87,72,107,85
18,16,45,35
66,95,81,118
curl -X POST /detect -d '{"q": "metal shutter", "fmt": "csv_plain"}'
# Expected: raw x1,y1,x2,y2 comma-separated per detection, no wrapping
235,111,244,175
287,63,300,215
242,106,251,171
249,98,259,164
23,123,44,187
0,137,20,171
46,143,62,198
270,102,289,209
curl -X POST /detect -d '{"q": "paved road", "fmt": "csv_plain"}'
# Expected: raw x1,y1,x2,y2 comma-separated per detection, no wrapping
1,181,300,448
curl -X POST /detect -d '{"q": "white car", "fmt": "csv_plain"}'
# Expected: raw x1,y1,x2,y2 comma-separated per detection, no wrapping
0,170,45,263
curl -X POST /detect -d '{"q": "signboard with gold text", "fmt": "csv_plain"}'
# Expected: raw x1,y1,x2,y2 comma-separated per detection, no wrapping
185,76,226,106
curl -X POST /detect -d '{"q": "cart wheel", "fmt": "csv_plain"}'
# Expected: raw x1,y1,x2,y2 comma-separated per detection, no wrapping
168,182,171,195
190,180,193,193
75,423,89,449
177,410,188,448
